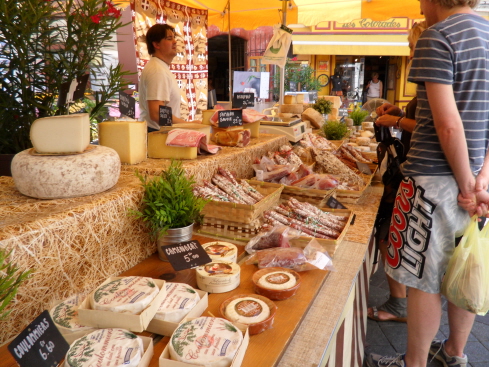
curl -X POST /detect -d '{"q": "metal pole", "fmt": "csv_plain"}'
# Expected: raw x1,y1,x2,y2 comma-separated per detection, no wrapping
228,0,232,102
279,0,288,106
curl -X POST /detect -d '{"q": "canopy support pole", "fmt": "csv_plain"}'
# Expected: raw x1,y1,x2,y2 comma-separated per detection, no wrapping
279,0,288,106
227,0,232,102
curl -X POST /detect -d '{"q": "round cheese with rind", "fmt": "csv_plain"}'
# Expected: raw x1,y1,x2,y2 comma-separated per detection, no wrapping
257,271,297,290
65,328,143,367
169,317,243,367
91,276,159,315
195,261,240,293
224,296,270,325
11,145,120,199
50,294,92,332
202,242,238,263
153,283,200,323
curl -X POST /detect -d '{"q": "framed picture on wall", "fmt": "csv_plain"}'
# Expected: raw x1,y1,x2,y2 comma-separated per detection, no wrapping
318,61,329,72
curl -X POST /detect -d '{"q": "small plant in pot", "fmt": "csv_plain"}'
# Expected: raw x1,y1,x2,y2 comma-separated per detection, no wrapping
311,98,333,118
320,120,349,141
131,160,209,260
349,106,369,129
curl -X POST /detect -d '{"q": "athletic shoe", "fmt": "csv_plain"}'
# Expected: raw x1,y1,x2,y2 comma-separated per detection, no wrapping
429,339,467,367
364,353,405,367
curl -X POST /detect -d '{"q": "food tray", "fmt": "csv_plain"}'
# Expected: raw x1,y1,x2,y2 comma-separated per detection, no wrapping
201,181,283,224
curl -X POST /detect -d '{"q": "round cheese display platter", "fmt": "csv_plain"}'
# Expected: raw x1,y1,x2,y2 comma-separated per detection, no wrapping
202,241,238,263
91,276,159,314
153,282,200,323
252,267,302,300
220,294,277,335
169,316,243,367
195,260,240,293
64,328,144,367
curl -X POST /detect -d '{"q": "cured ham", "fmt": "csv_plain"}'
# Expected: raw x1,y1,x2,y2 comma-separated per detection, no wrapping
214,129,251,147
166,128,221,154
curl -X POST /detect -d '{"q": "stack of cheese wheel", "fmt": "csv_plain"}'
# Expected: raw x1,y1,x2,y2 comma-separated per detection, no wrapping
64,328,144,367
202,241,238,263
50,294,93,336
252,267,301,300
169,317,243,366
91,276,160,314
153,282,200,323
195,260,240,293
11,113,121,199
220,294,277,335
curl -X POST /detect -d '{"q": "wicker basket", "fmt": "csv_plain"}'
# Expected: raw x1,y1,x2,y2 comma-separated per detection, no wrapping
201,181,283,224
197,217,262,242
335,172,375,204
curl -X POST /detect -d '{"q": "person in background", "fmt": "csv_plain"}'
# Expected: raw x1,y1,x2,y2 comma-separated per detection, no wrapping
365,72,383,101
139,24,201,132
366,1,489,366
367,21,427,324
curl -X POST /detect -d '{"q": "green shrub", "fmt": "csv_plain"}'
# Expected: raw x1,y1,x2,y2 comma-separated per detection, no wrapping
320,120,349,140
348,106,369,126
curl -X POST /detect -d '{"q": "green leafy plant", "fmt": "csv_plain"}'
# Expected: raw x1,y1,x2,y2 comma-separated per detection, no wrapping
272,60,322,97
349,106,369,126
320,120,349,140
131,161,209,239
311,98,333,115
0,249,33,320
0,0,132,154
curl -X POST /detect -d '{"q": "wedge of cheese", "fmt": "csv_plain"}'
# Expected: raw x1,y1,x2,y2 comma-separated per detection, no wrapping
283,95,297,104
244,120,260,138
98,120,147,164
202,109,216,125
147,132,197,159
30,113,90,154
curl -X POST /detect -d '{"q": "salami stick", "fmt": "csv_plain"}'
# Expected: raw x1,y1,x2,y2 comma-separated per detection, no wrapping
203,181,233,201
211,176,246,204
289,223,332,239
269,210,338,238
214,174,256,205
288,198,345,232
240,179,264,201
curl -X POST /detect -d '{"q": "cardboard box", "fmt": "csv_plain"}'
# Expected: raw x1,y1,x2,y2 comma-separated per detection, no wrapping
145,289,208,336
159,318,250,367
62,335,153,367
78,277,167,333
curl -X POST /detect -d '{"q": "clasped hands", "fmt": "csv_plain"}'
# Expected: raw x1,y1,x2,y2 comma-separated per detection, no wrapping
458,173,489,218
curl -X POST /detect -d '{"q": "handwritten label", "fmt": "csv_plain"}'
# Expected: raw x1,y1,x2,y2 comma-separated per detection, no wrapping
119,91,136,119
325,196,347,210
218,110,243,128
162,240,212,271
8,310,70,367
158,105,172,126
232,93,254,108
356,161,372,175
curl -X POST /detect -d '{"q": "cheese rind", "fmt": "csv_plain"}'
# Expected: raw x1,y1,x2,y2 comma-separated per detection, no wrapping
11,145,120,199
153,283,200,323
30,113,90,153
257,271,297,290
224,297,270,324
91,276,159,315
195,261,240,293
65,328,143,367
98,120,147,164
280,104,304,115
169,317,243,367
202,242,238,263
50,294,92,332
148,132,197,159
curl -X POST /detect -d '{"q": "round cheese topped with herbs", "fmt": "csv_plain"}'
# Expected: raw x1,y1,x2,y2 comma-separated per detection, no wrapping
65,328,143,367
154,283,200,323
202,241,238,263
224,296,270,325
91,276,159,314
169,317,243,367
257,271,297,290
50,294,92,332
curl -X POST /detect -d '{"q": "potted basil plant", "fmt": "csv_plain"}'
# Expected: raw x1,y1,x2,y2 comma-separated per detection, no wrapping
132,160,209,261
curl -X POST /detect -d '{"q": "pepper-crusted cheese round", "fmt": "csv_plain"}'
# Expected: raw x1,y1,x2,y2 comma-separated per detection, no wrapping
153,283,200,323
224,296,270,325
65,328,143,367
257,271,297,290
11,145,120,199
50,294,92,332
169,317,243,367
91,276,159,315
202,242,238,263
196,261,240,293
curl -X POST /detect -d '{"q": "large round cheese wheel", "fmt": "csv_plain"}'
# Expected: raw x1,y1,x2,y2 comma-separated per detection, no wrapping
65,328,143,367
91,276,159,315
50,294,92,333
153,283,200,323
169,317,243,367
195,261,240,293
224,296,270,325
257,271,297,290
11,145,120,199
202,241,238,263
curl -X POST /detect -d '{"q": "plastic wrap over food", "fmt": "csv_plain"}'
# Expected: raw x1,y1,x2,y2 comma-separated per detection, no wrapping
252,156,294,182
245,225,301,254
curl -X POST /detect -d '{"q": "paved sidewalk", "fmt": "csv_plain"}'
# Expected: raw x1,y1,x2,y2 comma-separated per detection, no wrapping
364,263,489,367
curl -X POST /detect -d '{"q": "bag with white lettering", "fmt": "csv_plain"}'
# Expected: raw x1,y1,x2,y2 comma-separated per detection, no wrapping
441,216,489,315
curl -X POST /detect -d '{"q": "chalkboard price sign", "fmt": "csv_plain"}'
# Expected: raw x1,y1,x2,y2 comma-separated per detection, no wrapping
355,161,372,175
325,196,348,210
159,105,172,126
119,91,136,119
161,240,212,271
8,310,70,367
232,93,254,108
217,110,243,128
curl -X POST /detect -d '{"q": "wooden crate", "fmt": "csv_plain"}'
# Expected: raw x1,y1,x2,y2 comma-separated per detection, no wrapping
201,181,283,224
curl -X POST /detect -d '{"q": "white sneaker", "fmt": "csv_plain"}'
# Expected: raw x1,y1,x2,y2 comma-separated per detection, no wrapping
429,339,468,367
